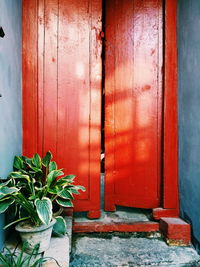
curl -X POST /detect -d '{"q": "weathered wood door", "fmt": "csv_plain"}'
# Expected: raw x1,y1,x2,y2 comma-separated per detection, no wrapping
104,0,163,210
23,0,165,216
23,0,102,218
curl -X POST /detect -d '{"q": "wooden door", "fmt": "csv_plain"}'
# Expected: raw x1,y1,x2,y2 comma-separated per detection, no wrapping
23,0,102,218
104,0,163,210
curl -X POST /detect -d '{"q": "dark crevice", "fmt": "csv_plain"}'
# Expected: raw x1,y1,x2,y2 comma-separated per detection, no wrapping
101,0,106,174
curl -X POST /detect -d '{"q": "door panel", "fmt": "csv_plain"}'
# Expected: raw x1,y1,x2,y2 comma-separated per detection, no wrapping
23,0,102,216
105,0,163,210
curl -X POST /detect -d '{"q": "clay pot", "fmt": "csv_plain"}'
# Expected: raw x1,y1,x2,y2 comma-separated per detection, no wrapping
15,219,56,254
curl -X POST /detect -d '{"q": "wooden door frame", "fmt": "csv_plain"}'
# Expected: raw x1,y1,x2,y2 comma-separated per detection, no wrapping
22,0,179,217
153,0,179,219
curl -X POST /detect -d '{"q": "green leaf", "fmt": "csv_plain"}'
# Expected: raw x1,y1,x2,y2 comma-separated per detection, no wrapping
56,175,76,186
8,172,30,182
52,216,66,236
0,199,14,213
47,187,58,194
42,151,52,167
13,156,24,170
29,166,42,173
63,175,76,181
0,197,12,202
35,197,52,225
19,206,29,218
68,188,80,195
47,170,64,187
23,156,35,169
32,153,42,168
0,186,19,199
22,155,32,163
67,185,86,195
75,185,86,192
56,198,73,207
0,179,11,187
28,195,38,201
49,161,57,172
58,189,74,200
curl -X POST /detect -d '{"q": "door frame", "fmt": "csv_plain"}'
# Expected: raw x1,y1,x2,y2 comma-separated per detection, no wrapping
22,0,179,217
159,0,179,216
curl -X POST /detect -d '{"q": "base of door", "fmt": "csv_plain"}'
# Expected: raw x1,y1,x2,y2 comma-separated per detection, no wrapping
104,204,116,212
160,217,191,246
72,218,191,246
73,221,159,233
152,207,179,220
87,210,101,219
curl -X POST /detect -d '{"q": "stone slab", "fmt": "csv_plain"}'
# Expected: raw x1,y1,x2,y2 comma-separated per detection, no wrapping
70,233,200,267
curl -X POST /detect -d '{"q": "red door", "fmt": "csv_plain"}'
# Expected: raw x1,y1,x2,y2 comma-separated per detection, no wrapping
23,0,164,217
23,0,102,218
104,0,163,210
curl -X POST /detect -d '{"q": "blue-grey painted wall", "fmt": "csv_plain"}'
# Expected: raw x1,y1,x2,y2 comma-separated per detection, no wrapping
178,0,200,252
0,0,22,247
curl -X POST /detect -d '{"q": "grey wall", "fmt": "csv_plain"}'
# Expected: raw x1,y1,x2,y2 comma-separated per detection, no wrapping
178,0,200,252
0,0,22,247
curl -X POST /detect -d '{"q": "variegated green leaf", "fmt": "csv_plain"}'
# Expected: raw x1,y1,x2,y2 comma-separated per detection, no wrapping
0,186,18,197
49,161,57,172
48,187,58,194
35,197,52,225
0,179,11,187
32,153,42,169
8,172,30,182
68,187,80,195
0,199,14,213
22,156,32,165
13,156,24,170
53,216,66,236
56,175,76,186
42,151,52,167
47,170,64,187
75,185,86,192
56,198,73,207
58,189,74,200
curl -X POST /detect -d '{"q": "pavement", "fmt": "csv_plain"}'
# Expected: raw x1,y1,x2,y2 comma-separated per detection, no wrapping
70,232,200,267
71,204,200,267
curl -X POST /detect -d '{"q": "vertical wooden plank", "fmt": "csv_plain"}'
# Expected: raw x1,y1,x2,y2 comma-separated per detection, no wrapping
43,0,58,157
22,0,38,156
57,0,90,201
163,0,179,211
38,0,45,156
87,0,102,218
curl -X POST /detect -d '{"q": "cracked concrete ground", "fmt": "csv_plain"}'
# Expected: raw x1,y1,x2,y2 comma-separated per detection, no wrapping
70,233,200,267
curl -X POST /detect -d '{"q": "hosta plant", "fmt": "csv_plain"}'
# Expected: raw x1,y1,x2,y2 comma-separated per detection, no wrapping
0,151,85,235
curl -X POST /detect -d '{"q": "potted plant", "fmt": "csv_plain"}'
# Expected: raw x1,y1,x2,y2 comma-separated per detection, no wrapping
0,152,85,253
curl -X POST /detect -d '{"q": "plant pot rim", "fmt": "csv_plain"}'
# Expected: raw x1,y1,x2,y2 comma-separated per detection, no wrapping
15,218,56,233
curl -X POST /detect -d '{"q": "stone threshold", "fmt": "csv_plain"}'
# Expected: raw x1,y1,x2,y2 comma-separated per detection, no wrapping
4,213,192,266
